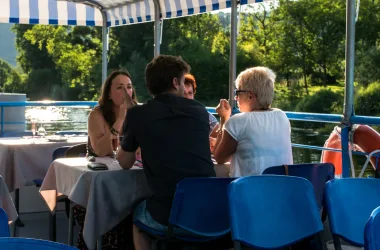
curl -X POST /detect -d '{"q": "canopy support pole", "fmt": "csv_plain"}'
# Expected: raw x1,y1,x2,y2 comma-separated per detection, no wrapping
153,0,161,57
101,10,108,83
229,0,238,108
341,0,356,177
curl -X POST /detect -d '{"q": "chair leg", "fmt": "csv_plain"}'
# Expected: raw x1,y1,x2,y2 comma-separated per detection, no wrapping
332,235,342,250
68,202,74,246
49,212,56,241
97,237,102,250
14,189,24,227
317,232,327,250
152,239,158,250
233,241,241,250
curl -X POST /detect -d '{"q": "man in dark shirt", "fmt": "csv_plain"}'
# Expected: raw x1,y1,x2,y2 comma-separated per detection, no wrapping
117,55,215,250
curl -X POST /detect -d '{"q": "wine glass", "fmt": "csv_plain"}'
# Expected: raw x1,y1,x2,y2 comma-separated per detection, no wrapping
31,120,36,143
111,137,119,163
38,124,46,137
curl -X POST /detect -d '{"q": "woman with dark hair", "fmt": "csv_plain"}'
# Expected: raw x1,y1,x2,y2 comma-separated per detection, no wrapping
87,69,138,157
75,70,137,250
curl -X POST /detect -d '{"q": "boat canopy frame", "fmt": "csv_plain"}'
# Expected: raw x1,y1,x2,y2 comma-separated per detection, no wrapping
0,0,362,177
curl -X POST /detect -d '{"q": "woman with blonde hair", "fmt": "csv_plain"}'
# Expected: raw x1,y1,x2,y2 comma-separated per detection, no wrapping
213,67,293,177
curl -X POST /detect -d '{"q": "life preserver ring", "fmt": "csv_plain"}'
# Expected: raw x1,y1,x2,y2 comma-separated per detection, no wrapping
321,125,380,175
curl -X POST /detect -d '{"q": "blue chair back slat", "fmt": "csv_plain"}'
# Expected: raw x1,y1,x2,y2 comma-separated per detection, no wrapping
325,178,380,246
262,163,335,208
168,177,235,237
365,206,380,250
55,131,87,136
229,175,323,249
0,208,10,237
0,238,78,249
52,146,71,161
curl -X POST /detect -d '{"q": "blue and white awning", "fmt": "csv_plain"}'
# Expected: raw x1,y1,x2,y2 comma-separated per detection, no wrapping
0,0,103,26
0,0,271,27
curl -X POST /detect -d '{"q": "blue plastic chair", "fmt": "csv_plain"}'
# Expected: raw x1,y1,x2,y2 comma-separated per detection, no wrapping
325,178,380,249
134,177,235,248
0,208,10,237
228,175,326,249
0,238,78,249
33,146,71,187
365,206,380,250
262,163,335,212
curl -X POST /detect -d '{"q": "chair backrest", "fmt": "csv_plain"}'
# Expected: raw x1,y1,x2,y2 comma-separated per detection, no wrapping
325,178,380,246
0,208,10,237
55,131,87,136
52,146,71,161
64,143,87,158
0,238,78,249
262,163,335,208
365,206,380,250
168,177,235,237
229,175,323,249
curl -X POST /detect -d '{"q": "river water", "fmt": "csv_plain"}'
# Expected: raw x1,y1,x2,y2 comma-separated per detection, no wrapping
24,106,374,177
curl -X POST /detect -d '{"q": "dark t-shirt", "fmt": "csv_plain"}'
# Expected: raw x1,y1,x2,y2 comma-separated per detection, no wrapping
120,93,216,225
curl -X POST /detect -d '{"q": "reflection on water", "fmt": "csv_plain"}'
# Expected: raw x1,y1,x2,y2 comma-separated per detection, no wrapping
25,106,91,132
24,107,375,177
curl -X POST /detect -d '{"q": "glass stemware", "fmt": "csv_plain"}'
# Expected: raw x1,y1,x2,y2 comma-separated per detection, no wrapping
111,137,119,163
31,120,36,143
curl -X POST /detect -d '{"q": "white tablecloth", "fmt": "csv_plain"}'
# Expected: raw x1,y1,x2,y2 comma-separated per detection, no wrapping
0,136,87,191
39,157,230,249
40,157,151,250
0,175,17,223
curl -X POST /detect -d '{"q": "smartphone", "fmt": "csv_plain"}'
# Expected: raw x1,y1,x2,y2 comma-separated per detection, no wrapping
87,162,108,171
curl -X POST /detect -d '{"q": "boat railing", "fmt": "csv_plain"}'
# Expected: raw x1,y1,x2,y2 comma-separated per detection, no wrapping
0,101,380,159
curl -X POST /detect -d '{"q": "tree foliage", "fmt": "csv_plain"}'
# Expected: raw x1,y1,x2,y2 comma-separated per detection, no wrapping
1,0,378,116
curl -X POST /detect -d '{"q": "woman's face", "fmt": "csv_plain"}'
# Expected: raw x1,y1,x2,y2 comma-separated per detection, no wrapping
109,74,132,106
235,84,252,112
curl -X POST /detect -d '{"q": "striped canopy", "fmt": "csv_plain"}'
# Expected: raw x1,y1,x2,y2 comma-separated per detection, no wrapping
0,0,270,27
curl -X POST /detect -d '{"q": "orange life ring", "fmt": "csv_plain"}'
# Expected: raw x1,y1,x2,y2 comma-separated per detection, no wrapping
321,125,380,175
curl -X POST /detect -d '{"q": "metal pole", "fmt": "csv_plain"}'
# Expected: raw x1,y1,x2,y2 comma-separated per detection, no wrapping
341,0,356,177
153,0,161,57
101,11,108,83
229,0,238,108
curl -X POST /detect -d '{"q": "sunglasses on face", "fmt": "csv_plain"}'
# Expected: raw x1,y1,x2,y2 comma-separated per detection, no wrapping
234,89,251,97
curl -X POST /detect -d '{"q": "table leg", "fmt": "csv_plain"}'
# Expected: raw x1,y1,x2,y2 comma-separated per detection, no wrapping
49,212,56,241
14,189,25,227
68,202,74,246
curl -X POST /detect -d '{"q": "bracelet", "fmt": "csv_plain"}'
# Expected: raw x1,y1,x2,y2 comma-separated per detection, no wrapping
110,126,119,136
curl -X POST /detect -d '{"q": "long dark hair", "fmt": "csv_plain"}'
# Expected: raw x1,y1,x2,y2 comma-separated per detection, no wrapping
96,69,137,128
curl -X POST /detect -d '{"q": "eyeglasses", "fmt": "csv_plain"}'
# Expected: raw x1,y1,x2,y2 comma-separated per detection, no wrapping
234,89,251,97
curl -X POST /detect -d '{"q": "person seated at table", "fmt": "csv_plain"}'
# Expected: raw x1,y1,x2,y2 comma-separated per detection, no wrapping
183,73,219,136
117,55,216,250
212,66,293,177
74,69,137,250
87,69,138,157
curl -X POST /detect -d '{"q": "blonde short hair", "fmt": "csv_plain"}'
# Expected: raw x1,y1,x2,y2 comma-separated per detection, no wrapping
235,67,275,109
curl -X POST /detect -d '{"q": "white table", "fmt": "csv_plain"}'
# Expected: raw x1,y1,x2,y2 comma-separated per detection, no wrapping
0,136,87,192
40,157,230,249
40,157,151,250
0,175,17,224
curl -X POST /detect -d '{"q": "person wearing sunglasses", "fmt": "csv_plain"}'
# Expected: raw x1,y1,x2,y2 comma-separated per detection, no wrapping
212,67,293,177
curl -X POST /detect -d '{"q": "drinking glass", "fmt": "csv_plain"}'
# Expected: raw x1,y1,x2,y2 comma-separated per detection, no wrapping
31,120,36,143
111,137,119,163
